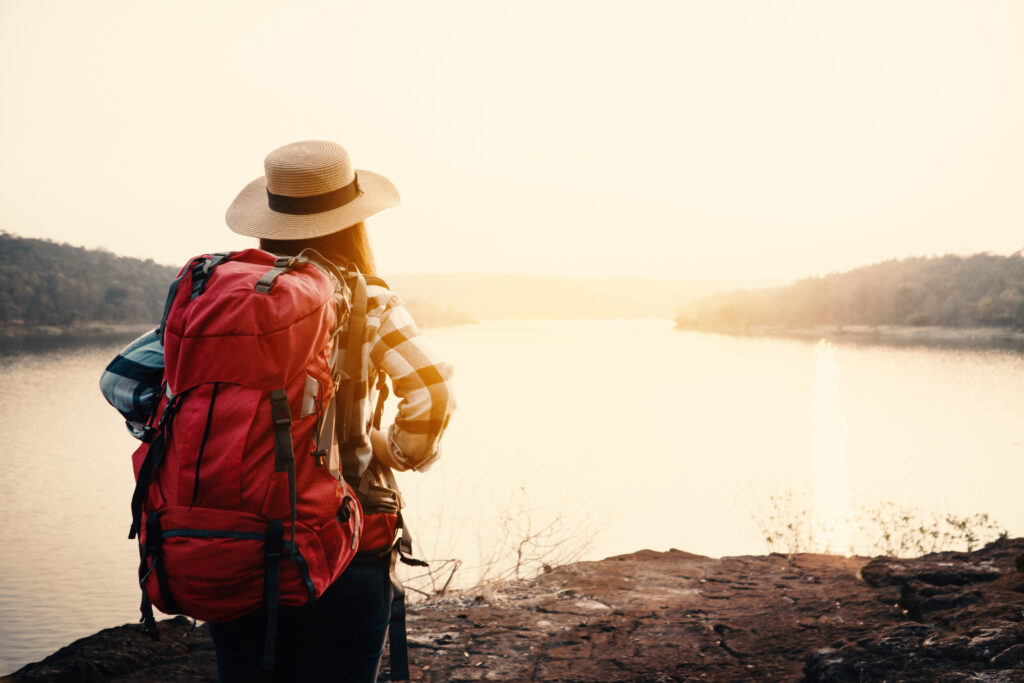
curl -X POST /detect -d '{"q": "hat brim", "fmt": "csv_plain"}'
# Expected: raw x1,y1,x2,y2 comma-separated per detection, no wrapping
225,169,400,239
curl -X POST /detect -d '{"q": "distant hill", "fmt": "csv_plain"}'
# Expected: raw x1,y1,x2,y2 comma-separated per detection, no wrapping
678,253,1024,332
0,232,179,329
386,273,736,321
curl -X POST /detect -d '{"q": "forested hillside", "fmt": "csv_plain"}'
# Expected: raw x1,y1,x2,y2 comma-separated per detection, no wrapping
0,233,179,328
679,253,1024,331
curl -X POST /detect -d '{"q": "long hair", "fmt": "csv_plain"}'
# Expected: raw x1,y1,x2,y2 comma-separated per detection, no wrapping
259,222,377,276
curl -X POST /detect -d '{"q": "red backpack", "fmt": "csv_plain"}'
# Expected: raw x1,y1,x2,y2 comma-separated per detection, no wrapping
129,248,375,668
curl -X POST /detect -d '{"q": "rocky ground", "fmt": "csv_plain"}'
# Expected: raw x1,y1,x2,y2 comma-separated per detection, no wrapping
6,539,1024,682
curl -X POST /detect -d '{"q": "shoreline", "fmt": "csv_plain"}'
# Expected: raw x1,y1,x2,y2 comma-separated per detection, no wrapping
0,323,154,353
0,322,153,341
6,539,1024,681
675,322,1024,349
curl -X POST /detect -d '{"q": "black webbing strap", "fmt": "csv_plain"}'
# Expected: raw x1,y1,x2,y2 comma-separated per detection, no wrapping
147,512,182,615
137,511,182,638
138,590,158,639
269,389,293,473
129,393,181,539
388,547,411,682
129,432,165,539
157,253,231,341
188,253,231,300
189,382,219,509
137,380,166,445
385,512,428,681
269,389,297,560
263,520,284,672
395,511,428,569
137,533,159,639
157,258,200,342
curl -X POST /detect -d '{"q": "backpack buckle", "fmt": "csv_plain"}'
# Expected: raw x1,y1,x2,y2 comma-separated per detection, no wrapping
270,398,292,428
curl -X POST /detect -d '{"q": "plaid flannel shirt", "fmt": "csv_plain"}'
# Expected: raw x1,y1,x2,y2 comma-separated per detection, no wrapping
98,328,164,440
99,284,455,472
357,283,455,471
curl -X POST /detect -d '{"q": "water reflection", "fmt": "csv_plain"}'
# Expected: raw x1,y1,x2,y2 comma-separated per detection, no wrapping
808,340,853,554
2,321,1023,674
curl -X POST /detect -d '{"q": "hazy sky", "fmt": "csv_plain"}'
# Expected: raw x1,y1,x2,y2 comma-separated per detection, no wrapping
1,1,1022,281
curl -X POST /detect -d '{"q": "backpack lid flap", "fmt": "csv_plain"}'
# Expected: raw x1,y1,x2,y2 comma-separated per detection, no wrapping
162,250,340,393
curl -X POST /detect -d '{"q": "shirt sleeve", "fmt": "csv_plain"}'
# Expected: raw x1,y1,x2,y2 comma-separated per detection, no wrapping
369,294,456,471
99,328,165,439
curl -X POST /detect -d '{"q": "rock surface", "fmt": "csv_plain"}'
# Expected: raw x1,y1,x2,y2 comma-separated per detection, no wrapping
6,539,1024,682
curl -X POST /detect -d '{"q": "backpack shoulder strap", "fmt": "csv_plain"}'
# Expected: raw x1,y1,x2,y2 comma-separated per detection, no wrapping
337,266,369,479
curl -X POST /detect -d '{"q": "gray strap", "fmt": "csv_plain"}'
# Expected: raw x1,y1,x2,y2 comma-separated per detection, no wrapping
316,396,341,479
257,249,347,294
382,464,401,500
338,270,368,445
295,248,346,287
255,256,303,294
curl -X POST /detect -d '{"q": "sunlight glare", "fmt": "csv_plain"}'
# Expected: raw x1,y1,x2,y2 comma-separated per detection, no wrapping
808,340,854,554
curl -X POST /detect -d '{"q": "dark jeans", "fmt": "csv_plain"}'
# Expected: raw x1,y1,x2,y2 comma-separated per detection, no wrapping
208,558,391,682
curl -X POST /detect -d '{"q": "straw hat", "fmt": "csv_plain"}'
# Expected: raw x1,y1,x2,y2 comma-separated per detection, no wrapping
226,140,400,239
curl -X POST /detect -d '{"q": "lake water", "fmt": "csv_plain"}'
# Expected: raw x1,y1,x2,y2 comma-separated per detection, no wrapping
2,319,1023,673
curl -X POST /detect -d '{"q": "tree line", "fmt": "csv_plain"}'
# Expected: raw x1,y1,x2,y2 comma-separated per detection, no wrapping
678,253,1024,331
0,233,179,328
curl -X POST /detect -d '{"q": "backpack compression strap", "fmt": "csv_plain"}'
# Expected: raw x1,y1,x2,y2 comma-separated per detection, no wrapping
268,389,297,561
263,520,285,671
387,509,429,682
129,392,184,539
